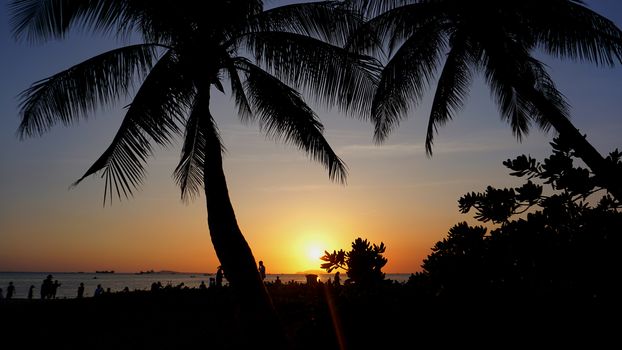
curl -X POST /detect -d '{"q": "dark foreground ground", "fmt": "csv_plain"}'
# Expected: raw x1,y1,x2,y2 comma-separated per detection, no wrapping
1,282,618,349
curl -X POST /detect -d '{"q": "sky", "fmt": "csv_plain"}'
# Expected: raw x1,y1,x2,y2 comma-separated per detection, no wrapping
1,1,621,274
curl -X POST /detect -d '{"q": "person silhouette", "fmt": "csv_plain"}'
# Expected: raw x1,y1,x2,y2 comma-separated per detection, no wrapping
94,284,104,297
199,281,207,290
6,282,15,299
334,271,341,287
258,260,266,280
28,285,35,299
275,276,282,286
216,266,224,287
51,280,61,299
41,274,53,299
77,283,85,298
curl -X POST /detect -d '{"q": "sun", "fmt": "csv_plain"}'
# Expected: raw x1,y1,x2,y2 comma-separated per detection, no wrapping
308,246,324,261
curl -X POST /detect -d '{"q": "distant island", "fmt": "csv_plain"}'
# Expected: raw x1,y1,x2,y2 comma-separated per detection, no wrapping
135,270,180,275
95,270,115,274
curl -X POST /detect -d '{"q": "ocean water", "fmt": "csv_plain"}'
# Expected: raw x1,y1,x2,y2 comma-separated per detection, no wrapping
0,272,412,299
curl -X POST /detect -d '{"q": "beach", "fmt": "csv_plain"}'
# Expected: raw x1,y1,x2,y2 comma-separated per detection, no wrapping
1,279,616,349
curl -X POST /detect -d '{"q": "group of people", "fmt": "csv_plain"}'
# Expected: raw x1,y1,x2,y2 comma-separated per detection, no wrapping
4,260,278,299
0,276,109,300
0,275,61,300
41,274,62,299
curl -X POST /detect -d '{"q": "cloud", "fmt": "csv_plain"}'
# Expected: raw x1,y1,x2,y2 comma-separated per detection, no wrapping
338,140,514,158
256,184,335,193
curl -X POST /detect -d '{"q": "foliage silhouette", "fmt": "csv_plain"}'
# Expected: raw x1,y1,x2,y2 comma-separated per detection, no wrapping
10,0,379,342
321,237,387,287
417,137,622,300
345,0,622,201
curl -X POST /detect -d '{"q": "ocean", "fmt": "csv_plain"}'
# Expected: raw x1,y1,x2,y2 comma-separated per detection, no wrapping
0,272,412,299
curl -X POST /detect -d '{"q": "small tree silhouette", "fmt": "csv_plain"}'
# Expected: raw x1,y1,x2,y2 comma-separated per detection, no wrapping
321,237,387,286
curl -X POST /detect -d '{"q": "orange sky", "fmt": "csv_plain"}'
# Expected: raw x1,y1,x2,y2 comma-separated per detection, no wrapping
1,2,621,274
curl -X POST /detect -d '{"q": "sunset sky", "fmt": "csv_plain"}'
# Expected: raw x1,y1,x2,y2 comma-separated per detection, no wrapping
1,1,621,274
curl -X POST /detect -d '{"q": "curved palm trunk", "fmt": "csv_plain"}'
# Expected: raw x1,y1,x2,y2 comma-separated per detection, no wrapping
198,89,285,347
203,122,272,304
527,87,622,201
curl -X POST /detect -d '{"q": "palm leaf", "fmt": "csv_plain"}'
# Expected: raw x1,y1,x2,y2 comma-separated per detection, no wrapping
9,0,137,43
224,57,254,123
174,92,208,202
17,44,158,139
243,1,364,47
480,34,569,139
244,31,381,116
72,51,195,204
371,22,445,142
345,1,441,55
426,37,474,155
523,0,622,66
239,61,348,183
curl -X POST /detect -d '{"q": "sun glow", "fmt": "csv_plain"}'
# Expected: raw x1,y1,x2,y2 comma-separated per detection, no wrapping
308,246,324,261
291,230,339,272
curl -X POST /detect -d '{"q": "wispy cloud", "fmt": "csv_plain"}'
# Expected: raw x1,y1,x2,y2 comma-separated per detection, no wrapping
338,140,513,158
256,184,336,193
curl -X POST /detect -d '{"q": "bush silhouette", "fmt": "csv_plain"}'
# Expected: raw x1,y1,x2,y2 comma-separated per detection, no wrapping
321,237,387,287
419,137,622,300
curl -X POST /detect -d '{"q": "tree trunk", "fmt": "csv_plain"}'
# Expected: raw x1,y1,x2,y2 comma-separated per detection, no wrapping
203,119,272,305
199,89,286,348
527,87,622,202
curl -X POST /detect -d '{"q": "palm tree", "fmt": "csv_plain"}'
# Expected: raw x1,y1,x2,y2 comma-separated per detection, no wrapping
347,0,622,201
10,0,378,328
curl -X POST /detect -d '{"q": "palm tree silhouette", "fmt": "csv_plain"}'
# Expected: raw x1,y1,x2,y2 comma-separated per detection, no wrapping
348,0,622,200
10,0,378,321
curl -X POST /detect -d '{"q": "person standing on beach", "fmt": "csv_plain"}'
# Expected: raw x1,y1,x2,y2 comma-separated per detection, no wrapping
258,261,266,281
77,283,85,298
41,275,53,299
6,282,15,299
216,266,224,287
94,284,104,297
28,285,35,299
51,280,61,299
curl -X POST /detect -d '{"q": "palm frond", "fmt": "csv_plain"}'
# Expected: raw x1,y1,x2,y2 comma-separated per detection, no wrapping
481,48,534,139
224,57,254,123
372,22,445,142
343,0,417,18
244,31,381,116
480,35,569,139
174,93,208,202
521,60,571,133
72,51,195,204
240,61,348,183
525,0,622,66
17,44,158,139
345,1,441,56
243,1,364,47
426,39,474,155
9,0,137,43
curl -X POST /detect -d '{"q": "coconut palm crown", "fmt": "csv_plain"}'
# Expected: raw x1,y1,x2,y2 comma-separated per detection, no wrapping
347,0,622,201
